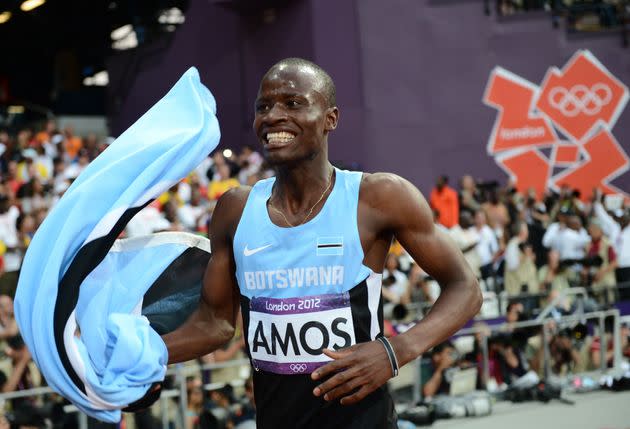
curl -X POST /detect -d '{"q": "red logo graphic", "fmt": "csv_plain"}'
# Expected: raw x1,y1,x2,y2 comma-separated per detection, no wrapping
483,50,629,200
483,68,556,155
536,51,628,141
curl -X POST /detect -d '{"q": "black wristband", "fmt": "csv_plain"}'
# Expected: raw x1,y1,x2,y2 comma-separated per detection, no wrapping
376,336,399,377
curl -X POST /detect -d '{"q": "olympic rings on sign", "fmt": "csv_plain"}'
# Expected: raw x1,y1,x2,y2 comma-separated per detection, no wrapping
548,83,613,117
289,364,308,373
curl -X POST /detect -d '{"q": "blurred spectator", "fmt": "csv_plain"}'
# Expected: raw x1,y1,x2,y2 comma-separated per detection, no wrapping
0,197,21,296
208,162,240,201
178,187,208,232
237,145,263,185
17,178,50,215
473,209,500,287
422,341,459,397
544,210,590,262
504,222,538,296
459,175,482,215
406,263,439,306
0,295,18,341
591,319,630,369
549,328,581,375
449,212,481,278
185,377,204,429
482,190,510,239
232,377,256,429
593,196,630,300
583,218,617,304
381,253,410,307
538,250,570,295
430,175,459,228
63,126,83,162
63,150,91,180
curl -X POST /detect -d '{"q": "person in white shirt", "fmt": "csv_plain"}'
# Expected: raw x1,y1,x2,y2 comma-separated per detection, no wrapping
449,212,481,278
381,253,410,306
0,199,22,296
474,209,499,284
544,210,590,262
593,199,630,300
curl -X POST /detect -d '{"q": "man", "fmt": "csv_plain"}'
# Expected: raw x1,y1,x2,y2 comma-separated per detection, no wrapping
162,58,481,428
473,209,499,286
593,195,630,300
430,175,459,228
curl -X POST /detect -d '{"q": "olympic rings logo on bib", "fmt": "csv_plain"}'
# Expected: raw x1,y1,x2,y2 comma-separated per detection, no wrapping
289,364,308,373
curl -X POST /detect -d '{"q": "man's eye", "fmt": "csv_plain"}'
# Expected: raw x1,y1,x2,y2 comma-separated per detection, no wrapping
286,100,300,108
256,104,269,113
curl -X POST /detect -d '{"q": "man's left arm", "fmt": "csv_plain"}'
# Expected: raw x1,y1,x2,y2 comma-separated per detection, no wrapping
312,173,481,405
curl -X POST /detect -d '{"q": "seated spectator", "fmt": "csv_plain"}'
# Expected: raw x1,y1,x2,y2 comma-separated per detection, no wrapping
583,218,617,304
381,253,410,308
17,177,51,215
422,341,459,398
232,377,256,429
178,187,208,232
549,328,582,375
237,144,263,185
0,295,18,341
185,377,204,429
591,320,630,369
0,336,48,427
504,222,538,296
406,263,440,306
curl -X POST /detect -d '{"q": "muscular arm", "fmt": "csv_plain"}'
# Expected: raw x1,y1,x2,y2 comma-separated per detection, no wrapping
312,173,481,404
162,188,248,364
366,174,482,366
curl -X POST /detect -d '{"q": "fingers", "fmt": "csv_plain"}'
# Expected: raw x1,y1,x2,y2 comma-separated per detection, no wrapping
321,374,363,402
311,347,355,381
340,385,372,406
313,366,359,398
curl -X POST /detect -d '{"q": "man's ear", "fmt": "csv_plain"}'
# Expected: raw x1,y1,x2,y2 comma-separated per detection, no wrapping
325,107,339,131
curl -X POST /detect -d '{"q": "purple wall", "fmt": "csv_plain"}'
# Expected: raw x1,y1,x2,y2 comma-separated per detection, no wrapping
108,0,630,195
357,0,630,194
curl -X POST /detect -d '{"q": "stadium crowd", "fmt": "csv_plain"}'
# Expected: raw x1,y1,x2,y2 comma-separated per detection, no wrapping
0,120,629,427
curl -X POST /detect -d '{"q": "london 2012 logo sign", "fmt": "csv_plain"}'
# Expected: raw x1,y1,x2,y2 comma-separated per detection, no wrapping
482,50,629,200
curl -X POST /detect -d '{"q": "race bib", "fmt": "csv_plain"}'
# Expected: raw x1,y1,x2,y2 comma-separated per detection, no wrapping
248,293,356,375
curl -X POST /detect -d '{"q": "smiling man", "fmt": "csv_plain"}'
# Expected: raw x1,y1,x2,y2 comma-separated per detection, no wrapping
162,58,481,429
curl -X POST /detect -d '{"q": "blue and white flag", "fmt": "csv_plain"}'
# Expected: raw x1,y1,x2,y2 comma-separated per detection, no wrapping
14,67,220,422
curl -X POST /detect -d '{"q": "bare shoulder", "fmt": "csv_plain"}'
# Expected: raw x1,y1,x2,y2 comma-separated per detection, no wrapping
358,172,432,231
211,186,252,239
359,172,426,208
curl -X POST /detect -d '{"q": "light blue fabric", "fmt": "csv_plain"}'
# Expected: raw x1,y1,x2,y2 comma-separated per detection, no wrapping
14,67,220,422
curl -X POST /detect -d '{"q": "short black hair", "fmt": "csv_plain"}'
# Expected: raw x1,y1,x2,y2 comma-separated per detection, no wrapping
264,57,336,107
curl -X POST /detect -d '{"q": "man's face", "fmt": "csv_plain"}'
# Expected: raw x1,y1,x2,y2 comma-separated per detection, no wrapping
253,65,338,165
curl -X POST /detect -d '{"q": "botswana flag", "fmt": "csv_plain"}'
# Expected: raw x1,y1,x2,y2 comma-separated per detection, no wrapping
14,67,219,422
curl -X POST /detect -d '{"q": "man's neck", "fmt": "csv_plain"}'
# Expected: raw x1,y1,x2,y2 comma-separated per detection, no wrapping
272,155,333,213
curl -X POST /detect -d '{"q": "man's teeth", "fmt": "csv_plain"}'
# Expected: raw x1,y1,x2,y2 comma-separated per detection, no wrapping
266,131,295,144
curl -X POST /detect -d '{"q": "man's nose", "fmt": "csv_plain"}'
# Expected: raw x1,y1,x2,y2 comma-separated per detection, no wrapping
264,103,288,123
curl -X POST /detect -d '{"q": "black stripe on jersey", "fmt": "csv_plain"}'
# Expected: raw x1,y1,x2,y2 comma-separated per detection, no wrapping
349,277,374,343
316,243,343,248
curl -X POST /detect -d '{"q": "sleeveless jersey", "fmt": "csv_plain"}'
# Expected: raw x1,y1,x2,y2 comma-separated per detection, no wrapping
233,168,396,429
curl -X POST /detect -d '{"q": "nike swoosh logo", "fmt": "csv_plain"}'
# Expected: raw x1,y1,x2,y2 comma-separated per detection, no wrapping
243,244,273,256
